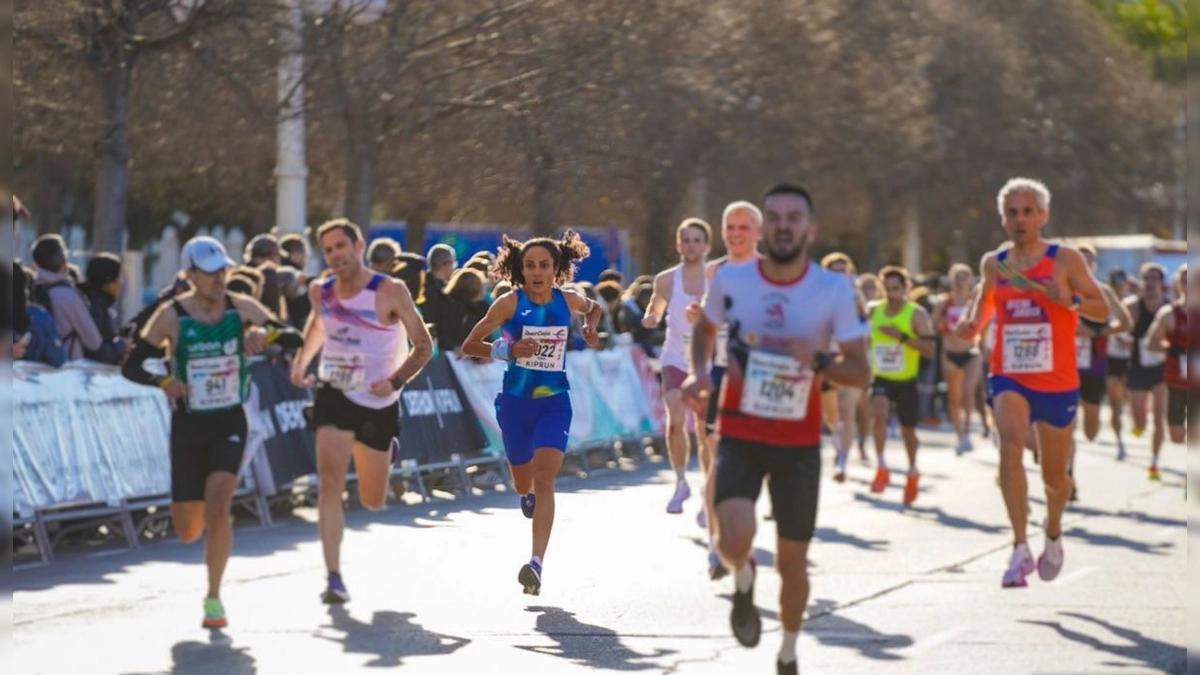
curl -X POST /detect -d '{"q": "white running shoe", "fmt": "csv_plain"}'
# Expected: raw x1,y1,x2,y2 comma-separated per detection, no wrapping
1037,526,1065,582
667,481,691,514
1002,543,1035,588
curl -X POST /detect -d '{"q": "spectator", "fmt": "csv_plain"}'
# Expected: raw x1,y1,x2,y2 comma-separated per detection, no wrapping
421,243,459,352
228,265,265,300
79,253,128,365
367,237,424,303
128,273,190,338
279,233,313,328
367,237,400,273
13,196,30,337
19,265,66,367
598,268,624,285
244,233,284,319
595,279,624,340
624,281,658,357
439,268,489,352
30,234,110,361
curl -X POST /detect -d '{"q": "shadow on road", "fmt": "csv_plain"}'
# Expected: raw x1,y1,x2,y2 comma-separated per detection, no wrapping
1020,612,1186,673
121,631,257,675
516,605,675,671
805,599,914,661
853,493,1006,534
317,605,469,667
815,526,890,551
1062,526,1175,556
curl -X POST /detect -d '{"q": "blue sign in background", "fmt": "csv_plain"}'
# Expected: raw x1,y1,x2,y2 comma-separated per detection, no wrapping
368,222,628,284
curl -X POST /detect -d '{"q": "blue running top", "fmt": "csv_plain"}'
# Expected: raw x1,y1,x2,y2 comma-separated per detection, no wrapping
501,287,572,398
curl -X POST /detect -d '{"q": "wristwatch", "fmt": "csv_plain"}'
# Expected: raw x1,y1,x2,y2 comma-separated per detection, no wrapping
812,352,833,373
390,375,405,392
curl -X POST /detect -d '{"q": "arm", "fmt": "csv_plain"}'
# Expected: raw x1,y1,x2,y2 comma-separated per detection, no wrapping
231,293,304,349
1144,305,1174,353
823,279,872,387
378,279,434,392
58,288,103,351
957,254,996,341
1060,247,1107,320
564,289,602,347
1079,284,1132,338
461,293,518,360
641,272,670,327
121,302,187,399
290,281,326,386
905,306,937,358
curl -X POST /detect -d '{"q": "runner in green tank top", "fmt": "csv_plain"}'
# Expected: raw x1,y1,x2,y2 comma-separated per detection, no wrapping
122,236,302,629
866,266,936,507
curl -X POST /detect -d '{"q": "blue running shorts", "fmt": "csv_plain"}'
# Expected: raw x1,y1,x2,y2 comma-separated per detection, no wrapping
495,391,573,466
987,375,1079,428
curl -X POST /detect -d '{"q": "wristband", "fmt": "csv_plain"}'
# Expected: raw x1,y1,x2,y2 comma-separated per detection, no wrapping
899,333,909,343
158,375,177,390
490,339,511,361
1071,293,1082,307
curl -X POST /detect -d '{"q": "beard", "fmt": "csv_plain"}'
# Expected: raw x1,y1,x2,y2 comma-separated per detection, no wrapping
766,237,807,265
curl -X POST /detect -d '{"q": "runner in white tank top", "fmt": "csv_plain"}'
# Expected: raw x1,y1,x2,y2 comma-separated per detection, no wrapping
642,218,712,515
290,218,433,605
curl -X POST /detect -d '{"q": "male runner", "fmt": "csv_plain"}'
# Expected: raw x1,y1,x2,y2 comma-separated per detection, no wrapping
122,236,303,628
1123,262,1169,478
956,177,1106,588
867,266,936,506
683,183,869,675
1144,264,1188,459
643,218,712,514
290,219,433,604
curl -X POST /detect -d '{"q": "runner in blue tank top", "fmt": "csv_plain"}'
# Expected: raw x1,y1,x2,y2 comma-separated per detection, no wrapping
462,230,602,596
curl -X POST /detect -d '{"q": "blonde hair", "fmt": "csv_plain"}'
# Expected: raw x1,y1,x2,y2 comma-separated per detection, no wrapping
721,201,763,227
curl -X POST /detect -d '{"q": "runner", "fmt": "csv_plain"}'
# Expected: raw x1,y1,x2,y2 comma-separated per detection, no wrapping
1073,246,1132,444
955,177,1107,588
932,263,983,454
642,218,713,515
820,253,869,482
700,201,763,581
854,273,882,459
1103,267,1135,459
460,230,601,596
682,183,869,675
289,219,433,604
121,236,303,628
1144,264,1188,467
867,266,936,506
1123,262,1169,477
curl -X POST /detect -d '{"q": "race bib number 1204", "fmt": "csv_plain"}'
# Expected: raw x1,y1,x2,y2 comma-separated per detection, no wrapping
739,350,813,421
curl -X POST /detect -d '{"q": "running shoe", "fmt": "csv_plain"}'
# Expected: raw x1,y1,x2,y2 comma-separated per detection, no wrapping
519,560,542,596
520,493,537,519
1001,543,1035,588
1037,524,1064,582
1116,440,1127,462
869,467,890,493
666,481,691,514
902,471,920,507
1132,426,1145,438
321,571,350,604
708,551,727,581
730,558,760,647
1148,465,1161,481
696,507,707,530
956,435,974,454
777,660,799,675
202,597,227,629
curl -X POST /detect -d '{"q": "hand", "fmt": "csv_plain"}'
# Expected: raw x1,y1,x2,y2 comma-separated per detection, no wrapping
244,327,268,355
162,379,188,401
641,314,660,329
13,333,30,360
1044,281,1069,306
685,302,702,324
582,324,600,348
954,319,978,342
290,364,316,388
369,378,397,398
510,338,538,360
878,326,905,341
123,337,135,353
681,372,714,415
786,337,816,368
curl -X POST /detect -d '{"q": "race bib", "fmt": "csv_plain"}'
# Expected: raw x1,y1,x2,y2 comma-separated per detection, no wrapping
873,343,906,375
1138,338,1166,367
1075,337,1092,370
1108,334,1133,358
186,355,242,411
517,325,568,371
319,351,367,391
714,324,730,368
1002,323,1053,373
946,305,965,330
739,350,814,421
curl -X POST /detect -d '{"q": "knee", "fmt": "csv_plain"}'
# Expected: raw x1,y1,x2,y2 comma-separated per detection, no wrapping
175,522,204,543
716,529,753,558
532,468,557,493
1170,429,1185,444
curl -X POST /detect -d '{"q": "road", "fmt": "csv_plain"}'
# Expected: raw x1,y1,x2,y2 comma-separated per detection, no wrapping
13,423,1190,674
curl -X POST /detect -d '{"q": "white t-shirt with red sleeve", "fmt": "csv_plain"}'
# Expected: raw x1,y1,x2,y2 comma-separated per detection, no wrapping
703,259,866,447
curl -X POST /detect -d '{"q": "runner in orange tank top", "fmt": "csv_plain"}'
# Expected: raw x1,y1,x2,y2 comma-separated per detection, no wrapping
955,178,1108,590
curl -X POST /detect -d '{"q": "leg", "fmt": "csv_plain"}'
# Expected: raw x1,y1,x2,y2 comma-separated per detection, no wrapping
962,356,983,435
871,394,889,463
837,386,861,455
1107,375,1126,440
509,461,533,496
315,426,355,574
994,392,1032,545
820,387,840,443
716,498,756,570
351,441,392,512
663,389,691,481
529,447,565,560
856,387,873,460
942,358,965,437
1149,383,1166,466
202,471,239,598
901,426,919,472
1130,388,1149,433
1033,421,1074,540
1081,401,1101,442
776,539,811,634
171,502,206,543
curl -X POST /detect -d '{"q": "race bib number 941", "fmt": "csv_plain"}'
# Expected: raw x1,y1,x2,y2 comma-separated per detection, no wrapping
187,355,241,411
739,350,814,421
1002,323,1053,373
517,325,568,371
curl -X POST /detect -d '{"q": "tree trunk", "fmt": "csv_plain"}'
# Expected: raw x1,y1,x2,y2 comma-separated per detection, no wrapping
862,181,898,271
343,122,379,230
92,59,133,253
34,153,72,236
643,197,675,274
529,146,560,238
405,198,437,255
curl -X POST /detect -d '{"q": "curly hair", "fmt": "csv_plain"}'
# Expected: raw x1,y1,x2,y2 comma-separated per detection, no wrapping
491,229,591,287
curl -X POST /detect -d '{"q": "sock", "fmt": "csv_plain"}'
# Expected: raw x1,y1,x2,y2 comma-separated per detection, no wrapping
530,555,542,572
733,562,754,593
876,456,887,470
779,630,800,665
835,450,849,473
908,467,919,477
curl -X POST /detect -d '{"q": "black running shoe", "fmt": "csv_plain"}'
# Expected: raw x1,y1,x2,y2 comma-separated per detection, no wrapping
777,659,798,675
708,552,728,581
321,571,350,604
730,559,760,647
518,562,542,596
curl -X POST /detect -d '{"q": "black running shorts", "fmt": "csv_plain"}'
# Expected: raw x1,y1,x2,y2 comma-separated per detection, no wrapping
312,384,400,452
1167,387,1187,427
1107,357,1130,380
1126,364,1164,392
713,437,821,542
870,377,920,428
170,407,247,503
1078,373,1106,406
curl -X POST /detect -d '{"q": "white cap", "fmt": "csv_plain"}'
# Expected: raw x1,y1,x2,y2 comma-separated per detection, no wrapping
181,236,235,273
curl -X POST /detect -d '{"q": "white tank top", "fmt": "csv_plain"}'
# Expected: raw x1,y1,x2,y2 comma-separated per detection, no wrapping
661,264,705,371
317,273,408,409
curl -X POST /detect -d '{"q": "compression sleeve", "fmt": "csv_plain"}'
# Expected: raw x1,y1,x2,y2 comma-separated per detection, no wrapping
121,338,169,387
263,319,304,349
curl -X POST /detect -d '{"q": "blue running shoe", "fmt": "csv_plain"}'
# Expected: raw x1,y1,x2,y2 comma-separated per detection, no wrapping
321,571,350,604
520,493,536,519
